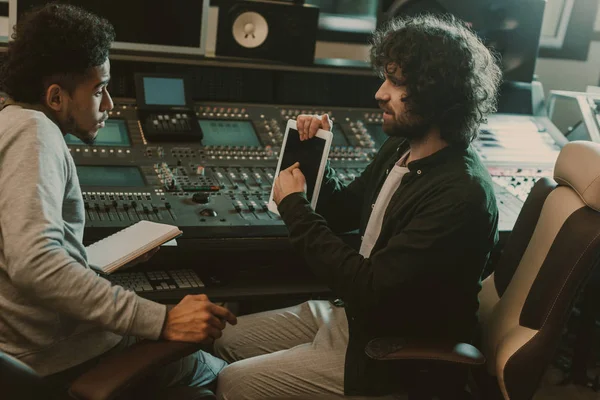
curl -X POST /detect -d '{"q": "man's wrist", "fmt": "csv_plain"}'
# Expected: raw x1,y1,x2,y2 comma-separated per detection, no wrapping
278,191,307,207
278,191,304,206
160,305,174,339
278,192,310,221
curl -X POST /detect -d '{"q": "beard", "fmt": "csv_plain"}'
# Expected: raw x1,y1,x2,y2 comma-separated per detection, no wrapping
382,112,431,141
78,132,98,146
64,113,99,145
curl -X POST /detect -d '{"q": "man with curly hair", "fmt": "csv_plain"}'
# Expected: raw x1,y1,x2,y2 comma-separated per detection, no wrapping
214,14,502,399
0,3,236,392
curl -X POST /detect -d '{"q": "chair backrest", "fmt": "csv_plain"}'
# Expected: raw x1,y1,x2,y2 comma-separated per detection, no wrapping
477,141,600,399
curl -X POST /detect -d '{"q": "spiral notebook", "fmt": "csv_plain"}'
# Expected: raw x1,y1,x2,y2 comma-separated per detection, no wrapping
86,221,183,275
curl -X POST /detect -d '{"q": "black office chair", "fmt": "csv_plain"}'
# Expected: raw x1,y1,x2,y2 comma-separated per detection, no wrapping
366,141,600,399
1,340,216,400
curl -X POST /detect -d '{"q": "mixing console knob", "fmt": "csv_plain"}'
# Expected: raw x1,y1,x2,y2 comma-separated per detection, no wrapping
199,208,217,217
192,193,210,204
112,200,118,208
131,201,138,209
94,203,100,212
164,202,171,210
84,202,90,210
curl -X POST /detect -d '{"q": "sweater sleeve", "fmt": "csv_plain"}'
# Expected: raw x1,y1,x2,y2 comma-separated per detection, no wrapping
0,115,166,340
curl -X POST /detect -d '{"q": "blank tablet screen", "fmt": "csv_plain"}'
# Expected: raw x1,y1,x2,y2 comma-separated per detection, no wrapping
280,128,326,202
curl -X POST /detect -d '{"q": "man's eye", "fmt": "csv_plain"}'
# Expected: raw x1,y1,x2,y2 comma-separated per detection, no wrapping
95,91,103,97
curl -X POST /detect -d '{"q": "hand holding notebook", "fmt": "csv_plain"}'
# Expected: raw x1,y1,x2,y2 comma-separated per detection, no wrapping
119,246,161,271
86,220,183,275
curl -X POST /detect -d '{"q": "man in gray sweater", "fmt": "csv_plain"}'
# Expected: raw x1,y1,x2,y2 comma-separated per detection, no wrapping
0,3,236,389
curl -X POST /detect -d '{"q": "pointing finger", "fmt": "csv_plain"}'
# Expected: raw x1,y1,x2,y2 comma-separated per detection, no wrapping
284,162,300,172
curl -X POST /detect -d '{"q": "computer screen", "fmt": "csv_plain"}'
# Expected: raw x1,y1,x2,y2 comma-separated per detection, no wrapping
382,0,546,83
76,166,145,187
143,77,186,107
10,0,209,55
199,120,261,147
65,119,130,147
305,0,377,39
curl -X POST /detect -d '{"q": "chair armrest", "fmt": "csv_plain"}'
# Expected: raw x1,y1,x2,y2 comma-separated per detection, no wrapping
69,340,208,400
365,337,485,366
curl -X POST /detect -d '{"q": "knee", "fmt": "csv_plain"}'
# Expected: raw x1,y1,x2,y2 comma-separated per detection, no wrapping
216,363,259,400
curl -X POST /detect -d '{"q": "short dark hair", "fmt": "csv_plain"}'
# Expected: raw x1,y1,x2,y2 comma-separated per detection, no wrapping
0,3,115,103
370,14,502,146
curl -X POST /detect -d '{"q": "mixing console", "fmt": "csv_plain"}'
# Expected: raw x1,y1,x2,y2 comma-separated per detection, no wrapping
475,114,559,230
69,99,561,244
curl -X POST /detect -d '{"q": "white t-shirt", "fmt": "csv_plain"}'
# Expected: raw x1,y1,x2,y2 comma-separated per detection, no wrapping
359,152,410,258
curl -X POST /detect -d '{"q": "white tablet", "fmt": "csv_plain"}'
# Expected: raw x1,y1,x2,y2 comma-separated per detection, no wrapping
268,119,333,215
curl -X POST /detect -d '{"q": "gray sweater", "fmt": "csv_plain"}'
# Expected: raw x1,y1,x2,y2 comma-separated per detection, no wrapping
0,105,167,376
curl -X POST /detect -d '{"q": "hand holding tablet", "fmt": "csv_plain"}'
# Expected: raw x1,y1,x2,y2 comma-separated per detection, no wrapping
268,118,333,215
297,114,332,141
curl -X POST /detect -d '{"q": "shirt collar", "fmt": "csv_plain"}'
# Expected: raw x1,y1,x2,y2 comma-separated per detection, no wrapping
396,150,410,167
2,99,62,130
392,139,468,174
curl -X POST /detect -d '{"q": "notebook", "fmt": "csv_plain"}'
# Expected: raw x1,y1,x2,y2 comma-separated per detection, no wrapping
86,220,183,275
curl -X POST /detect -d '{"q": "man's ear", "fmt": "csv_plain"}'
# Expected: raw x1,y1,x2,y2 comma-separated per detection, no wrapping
45,84,64,112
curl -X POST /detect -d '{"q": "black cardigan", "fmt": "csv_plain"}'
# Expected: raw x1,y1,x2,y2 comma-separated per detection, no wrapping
277,137,499,395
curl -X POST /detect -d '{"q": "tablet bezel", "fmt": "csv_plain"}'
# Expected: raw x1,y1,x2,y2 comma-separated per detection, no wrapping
267,119,333,216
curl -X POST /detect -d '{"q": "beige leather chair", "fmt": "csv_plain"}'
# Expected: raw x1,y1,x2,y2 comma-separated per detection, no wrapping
366,141,600,399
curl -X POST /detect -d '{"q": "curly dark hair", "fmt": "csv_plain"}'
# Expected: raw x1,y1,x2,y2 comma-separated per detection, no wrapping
0,3,115,103
370,14,502,146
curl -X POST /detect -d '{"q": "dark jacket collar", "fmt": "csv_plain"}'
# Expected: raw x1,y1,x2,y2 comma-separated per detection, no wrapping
392,138,469,173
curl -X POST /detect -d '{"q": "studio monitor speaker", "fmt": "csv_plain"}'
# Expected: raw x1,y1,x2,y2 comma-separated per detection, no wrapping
215,0,319,66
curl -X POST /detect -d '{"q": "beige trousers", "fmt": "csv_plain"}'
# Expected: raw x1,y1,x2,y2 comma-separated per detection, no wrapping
214,300,399,400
